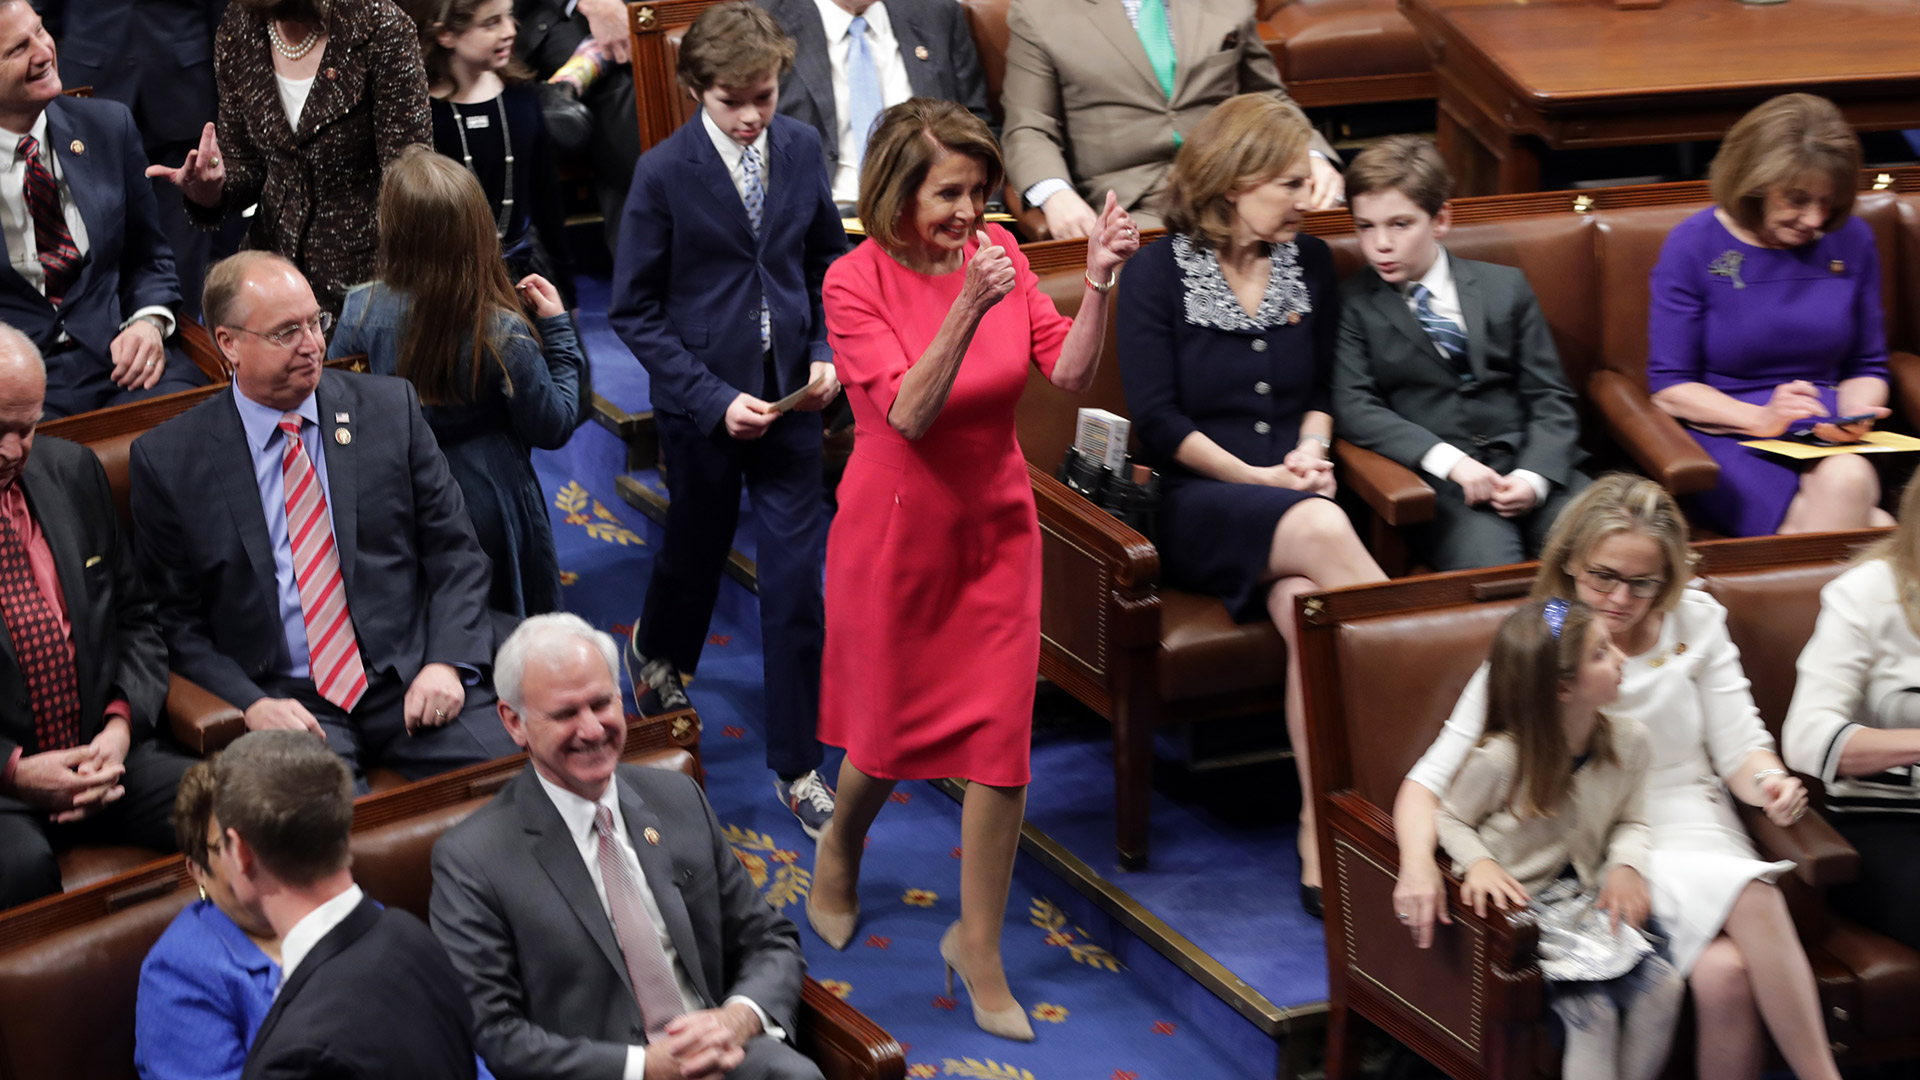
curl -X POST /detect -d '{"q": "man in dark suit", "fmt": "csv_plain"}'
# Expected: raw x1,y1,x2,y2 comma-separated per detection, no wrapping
41,0,239,320
1334,137,1588,571
212,730,476,1080
514,0,640,242
0,323,191,908
757,0,992,208
432,614,818,1080
0,2,203,419
129,252,517,792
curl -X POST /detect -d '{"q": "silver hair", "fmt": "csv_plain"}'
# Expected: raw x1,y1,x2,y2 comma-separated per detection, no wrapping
0,323,47,377
493,612,620,714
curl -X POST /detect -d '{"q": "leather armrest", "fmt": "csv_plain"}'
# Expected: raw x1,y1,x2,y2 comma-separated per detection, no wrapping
1588,369,1719,495
798,976,906,1080
1028,463,1159,589
1334,439,1435,527
178,320,228,383
1885,350,1920,426
165,673,245,755
1737,801,1860,889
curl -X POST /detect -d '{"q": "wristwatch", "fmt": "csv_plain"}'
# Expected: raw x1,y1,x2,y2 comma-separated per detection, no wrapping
132,313,170,337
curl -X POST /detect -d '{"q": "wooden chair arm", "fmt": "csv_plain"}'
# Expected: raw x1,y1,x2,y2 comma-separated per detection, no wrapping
177,319,228,383
1737,802,1860,889
1588,369,1719,495
1885,349,1920,426
164,673,245,755
798,976,906,1080
1028,463,1160,590
1334,439,1436,527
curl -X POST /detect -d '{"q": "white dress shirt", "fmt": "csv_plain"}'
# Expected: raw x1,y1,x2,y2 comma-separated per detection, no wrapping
0,112,173,339
1404,249,1550,504
533,770,781,1080
701,109,772,204
810,0,914,204
276,883,366,994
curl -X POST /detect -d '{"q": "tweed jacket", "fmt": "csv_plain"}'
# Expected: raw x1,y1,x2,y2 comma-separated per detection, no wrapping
190,0,430,308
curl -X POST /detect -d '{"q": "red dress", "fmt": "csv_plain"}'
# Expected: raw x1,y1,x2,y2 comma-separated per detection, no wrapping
819,225,1071,787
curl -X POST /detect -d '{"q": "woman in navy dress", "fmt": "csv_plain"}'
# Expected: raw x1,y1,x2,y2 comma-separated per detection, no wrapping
1118,95,1385,914
1648,94,1894,537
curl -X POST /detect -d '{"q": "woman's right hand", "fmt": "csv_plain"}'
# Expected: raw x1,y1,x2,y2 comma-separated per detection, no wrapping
517,274,566,318
1393,857,1452,949
1750,379,1828,437
960,230,1016,316
1459,859,1529,919
144,122,227,208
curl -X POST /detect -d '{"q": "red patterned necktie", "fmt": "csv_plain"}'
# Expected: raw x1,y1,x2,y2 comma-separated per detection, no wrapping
277,415,366,713
17,135,80,306
593,804,687,1036
0,509,80,752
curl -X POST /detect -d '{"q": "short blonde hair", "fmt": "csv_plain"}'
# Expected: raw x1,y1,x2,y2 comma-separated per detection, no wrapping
1161,94,1313,250
1532,473,1692,615
1860,475,1920,636
858,98,1003,253
1709,94,1861,235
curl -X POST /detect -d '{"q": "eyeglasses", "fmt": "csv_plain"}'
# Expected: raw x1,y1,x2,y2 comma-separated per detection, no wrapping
1574,567,1667,600
226,311,333,349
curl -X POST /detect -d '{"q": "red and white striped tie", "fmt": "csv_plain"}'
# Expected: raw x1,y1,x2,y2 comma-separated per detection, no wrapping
279,415,366,713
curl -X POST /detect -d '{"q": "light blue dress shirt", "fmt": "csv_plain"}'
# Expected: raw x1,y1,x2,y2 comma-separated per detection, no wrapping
231,388,336,680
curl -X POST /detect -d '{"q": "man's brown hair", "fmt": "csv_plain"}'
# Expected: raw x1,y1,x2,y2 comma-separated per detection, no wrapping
1344,135,1452,218
676,2,795,93
212,731,355,887
858,98,1004,253
1710,93,1860,235
1161,93,1312,250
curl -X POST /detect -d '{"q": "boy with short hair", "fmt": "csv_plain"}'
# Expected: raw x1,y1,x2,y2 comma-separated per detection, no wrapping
609,1,847,835
1332,136,1589,571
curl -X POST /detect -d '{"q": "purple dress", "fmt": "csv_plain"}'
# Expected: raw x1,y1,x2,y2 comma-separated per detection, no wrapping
1646,208,1888,536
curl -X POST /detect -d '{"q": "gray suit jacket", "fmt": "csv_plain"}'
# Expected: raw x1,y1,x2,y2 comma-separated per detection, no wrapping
430,763,805,1080
1332,256,1584,486
1001,0,1333,222
759,0,994,180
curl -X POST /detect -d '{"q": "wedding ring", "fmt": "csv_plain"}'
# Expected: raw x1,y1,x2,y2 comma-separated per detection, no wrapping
434,708,446,719
209,155,221,167
1396,912,1410,921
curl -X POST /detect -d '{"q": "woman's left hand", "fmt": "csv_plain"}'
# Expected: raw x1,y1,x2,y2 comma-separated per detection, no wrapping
1595,865,1651,933
1760,771,1811,827
1283,446,1336,496
1811,406,1890,445
1086,192,1141,283
517,274,566,318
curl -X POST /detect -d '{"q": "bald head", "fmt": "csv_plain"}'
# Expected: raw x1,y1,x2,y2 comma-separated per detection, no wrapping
206,252,325,412
0,323,41,489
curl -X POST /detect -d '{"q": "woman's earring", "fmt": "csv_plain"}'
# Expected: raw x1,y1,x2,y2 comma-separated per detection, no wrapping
197,885,208,901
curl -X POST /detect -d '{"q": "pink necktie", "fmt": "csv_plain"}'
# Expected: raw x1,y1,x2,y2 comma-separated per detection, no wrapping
278,415,366,713
594,804,687,1035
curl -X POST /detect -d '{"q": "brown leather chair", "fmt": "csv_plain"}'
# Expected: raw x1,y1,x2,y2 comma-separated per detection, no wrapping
0,715,906,1080
1258,0,1435,109
1297,531,1920,1080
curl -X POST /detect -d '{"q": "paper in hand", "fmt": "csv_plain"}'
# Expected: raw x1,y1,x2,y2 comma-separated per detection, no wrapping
766,374,829,414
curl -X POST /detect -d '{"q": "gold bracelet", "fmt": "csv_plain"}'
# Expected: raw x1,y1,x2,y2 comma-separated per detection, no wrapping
1085,268,1117,293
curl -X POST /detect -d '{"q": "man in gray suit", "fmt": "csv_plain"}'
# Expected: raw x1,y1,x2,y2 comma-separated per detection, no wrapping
431,614,817,1080
758,0,993,208
1002,0,1342,239
1333,137,1587,571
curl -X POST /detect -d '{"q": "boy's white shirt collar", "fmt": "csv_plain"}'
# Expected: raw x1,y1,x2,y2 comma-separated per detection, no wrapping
700,109,771,172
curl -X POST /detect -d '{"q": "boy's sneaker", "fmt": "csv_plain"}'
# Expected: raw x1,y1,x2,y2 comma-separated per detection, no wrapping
775,770,836,840
625,627,691,717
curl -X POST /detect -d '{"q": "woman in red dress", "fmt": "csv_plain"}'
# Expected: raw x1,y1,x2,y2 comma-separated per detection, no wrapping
808,99,1139,1042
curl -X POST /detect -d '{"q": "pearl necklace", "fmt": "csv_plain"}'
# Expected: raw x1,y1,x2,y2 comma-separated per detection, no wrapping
268,19,321,61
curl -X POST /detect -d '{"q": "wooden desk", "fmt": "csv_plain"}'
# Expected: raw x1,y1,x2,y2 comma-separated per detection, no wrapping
1401,0,1920,195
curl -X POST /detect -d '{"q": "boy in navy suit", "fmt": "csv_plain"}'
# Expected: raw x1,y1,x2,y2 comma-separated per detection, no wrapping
1332,137,1588,571
609,2,846,836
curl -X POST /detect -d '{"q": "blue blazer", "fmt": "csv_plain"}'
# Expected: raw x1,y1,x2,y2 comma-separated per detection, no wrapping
47,0,227,149
608,113,845,435
0,95,179,364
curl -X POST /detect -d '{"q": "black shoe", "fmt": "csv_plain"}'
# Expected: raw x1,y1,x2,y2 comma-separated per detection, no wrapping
624,627,691,717
1300,884,1323,920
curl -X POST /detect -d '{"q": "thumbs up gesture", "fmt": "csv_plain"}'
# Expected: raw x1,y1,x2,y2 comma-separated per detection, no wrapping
960,227,1016,315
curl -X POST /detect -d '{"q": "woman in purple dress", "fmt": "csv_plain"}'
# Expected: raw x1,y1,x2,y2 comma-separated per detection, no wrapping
1647,94,1895,537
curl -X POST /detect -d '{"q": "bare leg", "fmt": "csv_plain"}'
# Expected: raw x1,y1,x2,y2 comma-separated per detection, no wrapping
1720,882,1842,1080
957,781,1027,1013
1690,936,1763,1080
812,758,897,917
1780,455,1883,534
1266,499,1387,889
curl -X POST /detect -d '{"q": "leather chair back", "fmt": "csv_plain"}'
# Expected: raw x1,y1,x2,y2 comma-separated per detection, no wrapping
1014,245,1130,473
1703,561,1853,740
957,0,1013,127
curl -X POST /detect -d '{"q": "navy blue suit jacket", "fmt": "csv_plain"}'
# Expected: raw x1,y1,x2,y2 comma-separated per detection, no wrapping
608,114,845,435
45,0,226,149
0,96,179,368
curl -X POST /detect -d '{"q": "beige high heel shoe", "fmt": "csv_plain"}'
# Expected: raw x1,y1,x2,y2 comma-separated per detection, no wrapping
940,921,1034,1042
805,834,858,950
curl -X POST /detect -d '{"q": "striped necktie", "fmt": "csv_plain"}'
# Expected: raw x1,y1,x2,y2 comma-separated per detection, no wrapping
277,415,367,713
595,805,687,1035
1409,283,1471,380
18,135,80,306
